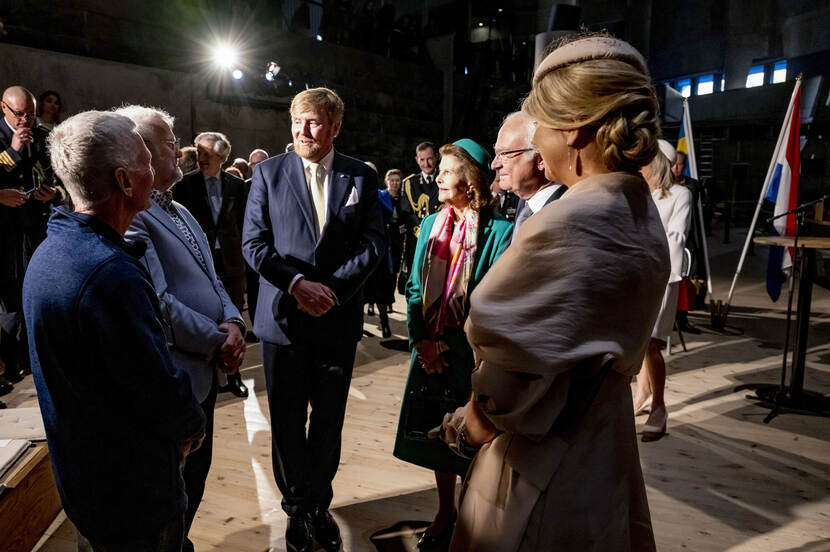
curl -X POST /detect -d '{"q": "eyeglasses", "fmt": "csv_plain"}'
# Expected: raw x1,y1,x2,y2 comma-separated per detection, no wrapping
163,137,181,150
2,102,34,121
493,148,534,161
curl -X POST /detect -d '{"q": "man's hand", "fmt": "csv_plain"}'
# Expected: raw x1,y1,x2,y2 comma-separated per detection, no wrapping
11,128,32,152
292,278,336,317
217,322,245,370
33,184,56,203
178,434,205,457
0,187,27,207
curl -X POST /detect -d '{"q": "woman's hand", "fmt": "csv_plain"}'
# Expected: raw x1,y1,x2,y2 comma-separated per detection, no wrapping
414,339,444,374
464,395,499,447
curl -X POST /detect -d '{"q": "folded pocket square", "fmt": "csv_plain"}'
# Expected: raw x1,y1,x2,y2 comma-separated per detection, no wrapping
345,186,360,207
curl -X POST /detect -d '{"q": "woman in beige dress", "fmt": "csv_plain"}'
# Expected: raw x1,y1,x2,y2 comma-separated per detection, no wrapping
443,34,670,551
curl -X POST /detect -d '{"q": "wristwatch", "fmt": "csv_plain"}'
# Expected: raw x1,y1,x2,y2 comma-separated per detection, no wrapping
225,317,246,335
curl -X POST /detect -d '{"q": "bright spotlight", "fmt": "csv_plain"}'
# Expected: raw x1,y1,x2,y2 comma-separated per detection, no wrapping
212,43,238,69
232,69,243,80
315,34,323,41
265,72,274,82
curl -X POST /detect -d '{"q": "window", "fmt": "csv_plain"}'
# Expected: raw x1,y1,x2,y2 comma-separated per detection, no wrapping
677,78,692,98
746,65,764,88
772,60,787,84
697,75,714,96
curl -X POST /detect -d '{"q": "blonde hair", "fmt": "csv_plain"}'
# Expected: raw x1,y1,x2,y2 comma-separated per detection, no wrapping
646,148,674,199
290,87,344,125
523,39,659,173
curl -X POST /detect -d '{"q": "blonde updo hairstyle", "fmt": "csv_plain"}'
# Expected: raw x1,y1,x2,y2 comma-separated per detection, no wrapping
645,139,676,199
523,34,659,174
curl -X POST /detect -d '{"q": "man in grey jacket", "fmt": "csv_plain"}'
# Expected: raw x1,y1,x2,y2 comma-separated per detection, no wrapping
119,106,246,552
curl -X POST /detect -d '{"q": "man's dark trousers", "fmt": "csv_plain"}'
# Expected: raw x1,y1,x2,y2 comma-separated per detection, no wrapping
262,338,357,514
182,377,217,552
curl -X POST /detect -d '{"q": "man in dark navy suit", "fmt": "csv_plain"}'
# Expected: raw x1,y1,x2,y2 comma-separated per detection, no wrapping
243,87,383,552
491,111,567,243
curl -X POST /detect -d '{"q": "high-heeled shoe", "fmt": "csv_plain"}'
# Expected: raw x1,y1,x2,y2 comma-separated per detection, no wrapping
641,406,667,442
379,311,391,338
417,511,457,550
633,395,652,416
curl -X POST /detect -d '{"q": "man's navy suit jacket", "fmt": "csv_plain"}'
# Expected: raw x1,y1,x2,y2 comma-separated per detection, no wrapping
242,150,384,346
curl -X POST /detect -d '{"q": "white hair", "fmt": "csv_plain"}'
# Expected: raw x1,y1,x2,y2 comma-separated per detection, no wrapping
502,111,538,161
112,105,175,138
48,111,140,210
194,131,231,162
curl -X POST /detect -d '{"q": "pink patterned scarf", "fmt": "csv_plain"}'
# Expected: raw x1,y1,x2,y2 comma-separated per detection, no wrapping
421,206,479,337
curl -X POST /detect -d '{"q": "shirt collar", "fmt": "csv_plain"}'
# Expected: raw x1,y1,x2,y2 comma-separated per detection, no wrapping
300,147,335,175
4,117,17,135
527,183,564,214
151,189,174,210
421,171,436,182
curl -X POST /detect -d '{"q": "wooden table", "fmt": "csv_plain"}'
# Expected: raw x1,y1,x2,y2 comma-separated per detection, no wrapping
745,236,830,417
0,443,62,552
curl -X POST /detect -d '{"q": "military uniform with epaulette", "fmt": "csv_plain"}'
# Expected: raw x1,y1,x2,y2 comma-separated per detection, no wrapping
397,172,441,292
0,122,58,378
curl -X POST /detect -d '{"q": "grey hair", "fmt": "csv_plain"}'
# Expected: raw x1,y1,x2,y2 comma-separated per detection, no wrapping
112,105,175,138
502,111,538,161
48,111,140,210
194,131,231,162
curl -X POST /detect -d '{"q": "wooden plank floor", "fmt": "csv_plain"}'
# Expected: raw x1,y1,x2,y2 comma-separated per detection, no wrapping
18,227,830,552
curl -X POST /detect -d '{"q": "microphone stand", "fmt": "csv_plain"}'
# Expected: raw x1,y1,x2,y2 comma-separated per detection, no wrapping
737,195,830,422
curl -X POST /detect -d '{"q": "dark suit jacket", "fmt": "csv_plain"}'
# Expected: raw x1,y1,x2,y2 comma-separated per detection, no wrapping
172,170,247,289
242,150,384,346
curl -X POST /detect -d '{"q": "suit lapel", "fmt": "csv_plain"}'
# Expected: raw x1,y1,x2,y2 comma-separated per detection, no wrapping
146,203,212,277
282,153,317,237
324,152,351,237
194,172,214,230
217,172,232,223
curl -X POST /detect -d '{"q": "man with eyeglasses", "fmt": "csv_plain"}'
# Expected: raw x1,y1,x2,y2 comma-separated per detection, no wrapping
491,111,566,243
118,106,246,552
0,85,61,393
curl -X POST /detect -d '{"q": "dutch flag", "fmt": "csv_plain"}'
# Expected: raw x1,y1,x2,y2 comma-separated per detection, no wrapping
764,83,802,302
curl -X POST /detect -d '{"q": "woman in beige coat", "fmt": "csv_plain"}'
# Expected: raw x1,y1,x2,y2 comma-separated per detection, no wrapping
443,34,670,551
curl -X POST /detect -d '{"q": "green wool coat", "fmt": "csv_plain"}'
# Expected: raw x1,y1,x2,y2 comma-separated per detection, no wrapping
393,207,513,477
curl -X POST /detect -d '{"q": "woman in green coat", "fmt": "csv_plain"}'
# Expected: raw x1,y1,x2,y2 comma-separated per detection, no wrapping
393,139,512,550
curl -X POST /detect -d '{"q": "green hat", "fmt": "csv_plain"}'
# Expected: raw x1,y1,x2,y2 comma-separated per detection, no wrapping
452,138,492,170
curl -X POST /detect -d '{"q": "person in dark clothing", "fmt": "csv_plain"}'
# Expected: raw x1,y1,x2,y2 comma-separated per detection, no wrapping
398,141,442,294
0,85,62,391
23,111,205,552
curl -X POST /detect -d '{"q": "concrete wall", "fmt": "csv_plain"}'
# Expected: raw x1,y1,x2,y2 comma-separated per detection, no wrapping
0,34,443,176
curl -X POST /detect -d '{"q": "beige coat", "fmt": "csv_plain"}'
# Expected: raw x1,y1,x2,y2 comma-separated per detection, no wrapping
452,172,669,552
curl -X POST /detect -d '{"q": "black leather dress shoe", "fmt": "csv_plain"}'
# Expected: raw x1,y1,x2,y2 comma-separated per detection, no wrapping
4,369,23,383
219,373,248,398
286,513,314,552
0,380,13,397
311,507,342,552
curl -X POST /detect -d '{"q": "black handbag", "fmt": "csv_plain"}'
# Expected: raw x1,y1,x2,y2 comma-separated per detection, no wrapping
403,373,457,439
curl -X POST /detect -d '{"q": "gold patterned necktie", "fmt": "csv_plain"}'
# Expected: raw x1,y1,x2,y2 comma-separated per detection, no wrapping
306,162,326,236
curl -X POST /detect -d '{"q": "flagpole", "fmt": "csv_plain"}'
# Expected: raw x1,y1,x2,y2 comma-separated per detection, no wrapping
682,99,714,300
726,77,802,306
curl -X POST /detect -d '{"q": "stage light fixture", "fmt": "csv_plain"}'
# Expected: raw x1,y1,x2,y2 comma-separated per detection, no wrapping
265,72,274,82
232,69,243,80
212,43,239,69
316,34,323,41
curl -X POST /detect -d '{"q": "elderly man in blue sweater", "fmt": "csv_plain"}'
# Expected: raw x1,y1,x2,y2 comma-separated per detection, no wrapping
22,110,205,552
